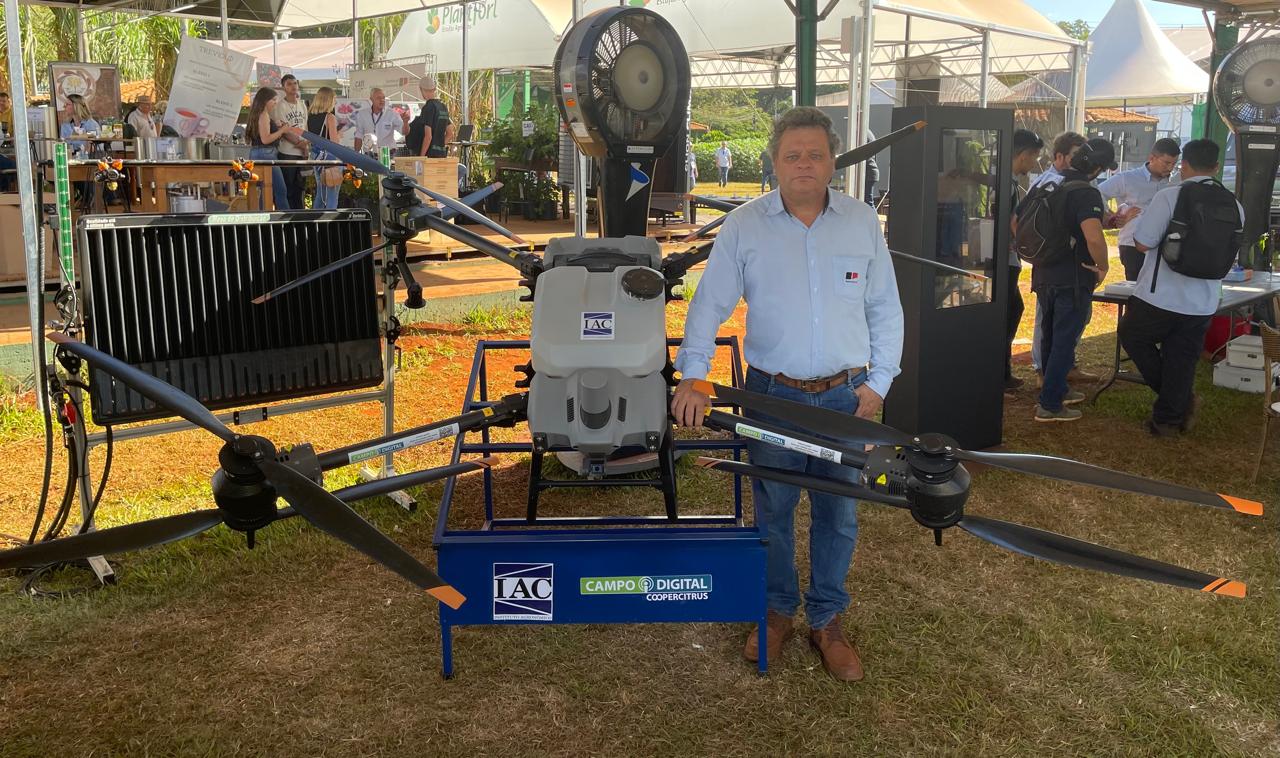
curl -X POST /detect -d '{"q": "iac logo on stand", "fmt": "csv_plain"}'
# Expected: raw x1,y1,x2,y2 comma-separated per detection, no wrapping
581,312,615,340
493,563,554,621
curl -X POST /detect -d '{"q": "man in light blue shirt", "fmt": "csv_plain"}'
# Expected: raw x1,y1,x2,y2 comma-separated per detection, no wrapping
1098,138,1180,280
1119,139,1243,436
671,107,903,682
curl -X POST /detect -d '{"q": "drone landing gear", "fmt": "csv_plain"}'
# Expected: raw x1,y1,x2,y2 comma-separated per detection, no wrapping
524,431,679,523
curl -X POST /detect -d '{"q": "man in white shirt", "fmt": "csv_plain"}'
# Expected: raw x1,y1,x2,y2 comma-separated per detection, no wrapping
714,141,732,187
1099,138,1181,280
1118,139,1244,436
272,74,310,210
671,107,903,681
126,96,158,140
353,87,408,154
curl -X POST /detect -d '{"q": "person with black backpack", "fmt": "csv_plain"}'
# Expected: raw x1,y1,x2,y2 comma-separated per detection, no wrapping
1014,137,1116,422
1118,139,1244,436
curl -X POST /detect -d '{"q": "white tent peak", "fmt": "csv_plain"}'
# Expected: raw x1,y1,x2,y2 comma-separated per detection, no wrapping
1085,0,1208,100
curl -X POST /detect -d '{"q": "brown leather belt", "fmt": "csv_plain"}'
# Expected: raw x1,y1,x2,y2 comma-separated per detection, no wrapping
750,366,865,394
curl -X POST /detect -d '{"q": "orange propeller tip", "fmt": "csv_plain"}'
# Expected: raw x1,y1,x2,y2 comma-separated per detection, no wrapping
1220,494,1263,516
493,181,503,189
476,456,501,468
1203,579,1246,598
691,379,714,396
693,456,718,468
428,584,466,609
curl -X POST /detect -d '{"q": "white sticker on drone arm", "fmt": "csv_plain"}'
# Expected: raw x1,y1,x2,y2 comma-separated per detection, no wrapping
734,423,841,462
347,423,462,464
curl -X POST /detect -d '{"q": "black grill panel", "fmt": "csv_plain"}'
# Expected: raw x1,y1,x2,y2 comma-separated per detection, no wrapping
79,210,382,424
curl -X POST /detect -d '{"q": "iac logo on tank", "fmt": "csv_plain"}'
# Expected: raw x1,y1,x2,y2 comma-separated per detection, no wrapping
493,563,553,621
580,574,712,601
581,311,615,340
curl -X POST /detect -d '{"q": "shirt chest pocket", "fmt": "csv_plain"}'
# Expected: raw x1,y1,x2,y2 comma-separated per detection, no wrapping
831,255,871,302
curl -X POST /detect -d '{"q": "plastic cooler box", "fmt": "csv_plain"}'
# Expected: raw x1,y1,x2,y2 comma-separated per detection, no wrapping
1226,334,1266,370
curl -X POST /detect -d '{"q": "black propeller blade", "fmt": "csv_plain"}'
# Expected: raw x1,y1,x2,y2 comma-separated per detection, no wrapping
258,460,464,608
252,240,392,305
694,380,1263,517
957,515,1246,597
0,509,225,570
833,119,926,170
954,450,1263,516
302,130,527,244
49,333,235,443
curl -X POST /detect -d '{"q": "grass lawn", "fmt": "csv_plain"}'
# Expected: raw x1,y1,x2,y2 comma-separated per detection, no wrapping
0,257,1276,756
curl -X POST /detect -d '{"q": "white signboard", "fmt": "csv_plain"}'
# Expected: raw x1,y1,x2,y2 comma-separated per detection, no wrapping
163,37,255,139
348,61,432,103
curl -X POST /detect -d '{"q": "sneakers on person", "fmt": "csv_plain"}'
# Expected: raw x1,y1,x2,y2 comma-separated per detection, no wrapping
1180,394,1202,432
1004,375,1025,392
1067,367,1101,384
1063,390,1086,406
1147,417,1181,437
1035,404,1083,422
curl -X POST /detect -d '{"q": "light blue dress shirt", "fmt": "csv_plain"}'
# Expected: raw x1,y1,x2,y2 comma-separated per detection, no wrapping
60,119,100,157
674,188,904,399
1029,165,1063,189
1098,163,1179,246
1131,176,1245,316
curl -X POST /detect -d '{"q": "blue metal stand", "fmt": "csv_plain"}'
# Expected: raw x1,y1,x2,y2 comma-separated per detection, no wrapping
434,337,768,677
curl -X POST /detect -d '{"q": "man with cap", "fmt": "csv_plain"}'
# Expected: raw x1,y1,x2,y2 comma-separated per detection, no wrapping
127,95,158,139
1017,137,1116,423
407,76,455,158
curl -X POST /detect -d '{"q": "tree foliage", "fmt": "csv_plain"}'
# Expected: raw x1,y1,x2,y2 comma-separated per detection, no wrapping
691,88,773,137
1057,19,1090,41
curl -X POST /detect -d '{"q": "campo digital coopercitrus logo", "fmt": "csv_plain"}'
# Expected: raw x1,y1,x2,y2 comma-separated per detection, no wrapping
426,10,442,33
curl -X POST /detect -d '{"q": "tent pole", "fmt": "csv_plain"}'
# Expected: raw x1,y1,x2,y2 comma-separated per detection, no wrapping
1203,17,1237,167
979,28,990,107
461,1,469,126
353,0,360,68
7,0,44,411
795,0,818,106
1067,43,1084,132
573,0,587,237
844,16,858,192
220,0,228,48
853,0,873,203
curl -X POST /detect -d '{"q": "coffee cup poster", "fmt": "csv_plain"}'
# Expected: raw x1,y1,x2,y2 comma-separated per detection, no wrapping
163,37,254,139
49,63,121,121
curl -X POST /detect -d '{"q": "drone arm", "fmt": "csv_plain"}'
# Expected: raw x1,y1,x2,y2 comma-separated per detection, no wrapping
415,212,544,279
695,457,908,510
833,120,926,171
327,457,499,503
659,240,715,292
317,393,528,471
702,409,870,470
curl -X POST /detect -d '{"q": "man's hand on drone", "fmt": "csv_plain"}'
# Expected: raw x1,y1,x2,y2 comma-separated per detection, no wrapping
671,377,711,428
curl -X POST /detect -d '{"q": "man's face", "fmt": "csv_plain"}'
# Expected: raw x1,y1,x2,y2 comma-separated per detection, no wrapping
283,79,299,99
1052,150,1075,171
422,87,436,100
371,90,385,110
0,95,10,113
138,100,152,115
1148,151,1178,178
774,126,834,203
1012,148,1040,177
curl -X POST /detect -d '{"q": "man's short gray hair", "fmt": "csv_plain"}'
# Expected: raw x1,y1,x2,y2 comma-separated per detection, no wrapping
768,106,841,160
370,87,385,97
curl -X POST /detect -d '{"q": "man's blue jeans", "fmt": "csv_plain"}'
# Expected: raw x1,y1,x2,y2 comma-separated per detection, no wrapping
743,367,862,629
1036,284,1093,411
718,166,730,186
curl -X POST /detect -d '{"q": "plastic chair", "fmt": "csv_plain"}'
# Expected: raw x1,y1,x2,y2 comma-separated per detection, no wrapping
1252,320,1280,484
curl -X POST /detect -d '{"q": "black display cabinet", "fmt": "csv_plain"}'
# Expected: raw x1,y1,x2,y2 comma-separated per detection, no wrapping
883,106,1013,450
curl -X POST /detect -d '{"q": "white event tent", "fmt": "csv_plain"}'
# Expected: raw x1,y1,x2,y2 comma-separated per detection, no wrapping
1085,0,1210,103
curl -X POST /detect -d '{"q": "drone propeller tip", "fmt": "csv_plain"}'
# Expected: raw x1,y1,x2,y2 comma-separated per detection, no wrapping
1220,494,1263,516
691,379,714,396
913,120,927,129
693,456,719,468
250,293,270,305
1202,578,1247,598
475,456,500,468
427,584,467,609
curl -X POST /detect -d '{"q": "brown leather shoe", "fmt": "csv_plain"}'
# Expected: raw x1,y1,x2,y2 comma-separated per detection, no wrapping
808,616,864,681
743,610,795,663
1067,367,1101,384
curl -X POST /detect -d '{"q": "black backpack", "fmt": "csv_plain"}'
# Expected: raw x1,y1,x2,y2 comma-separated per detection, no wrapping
1155,178,1242,284
1014,179,1093,265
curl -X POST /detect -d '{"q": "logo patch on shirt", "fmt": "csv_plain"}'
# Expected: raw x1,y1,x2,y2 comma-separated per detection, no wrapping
582,312,615,340
843,271,860,283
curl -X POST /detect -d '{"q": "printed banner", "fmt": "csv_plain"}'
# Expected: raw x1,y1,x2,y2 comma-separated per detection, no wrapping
163,37,255,139
255,62,291,90
49,62,121,121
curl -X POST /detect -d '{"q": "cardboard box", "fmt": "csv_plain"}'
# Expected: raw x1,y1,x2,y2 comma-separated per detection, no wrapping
390,156,459,201
0,193,59,285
